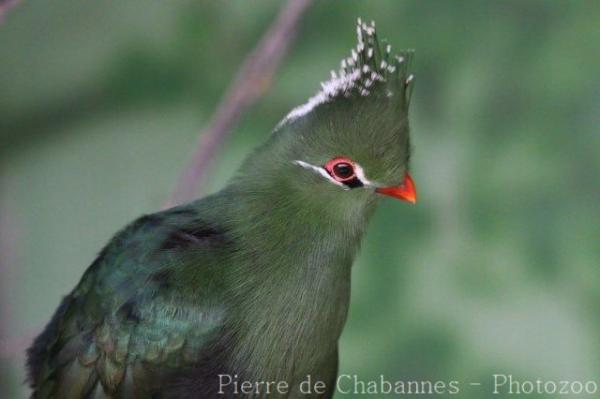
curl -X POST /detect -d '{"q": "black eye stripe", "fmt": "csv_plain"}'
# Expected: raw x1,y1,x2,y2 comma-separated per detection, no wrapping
342,177,363,188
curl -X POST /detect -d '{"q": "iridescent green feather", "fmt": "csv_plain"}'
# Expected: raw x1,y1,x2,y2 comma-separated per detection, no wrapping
27,20,416,398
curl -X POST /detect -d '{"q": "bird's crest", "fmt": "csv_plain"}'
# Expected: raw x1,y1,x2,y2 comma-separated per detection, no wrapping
282,18,415,124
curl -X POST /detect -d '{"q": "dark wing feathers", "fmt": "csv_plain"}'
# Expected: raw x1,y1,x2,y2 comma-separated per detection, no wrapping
27,206,229,398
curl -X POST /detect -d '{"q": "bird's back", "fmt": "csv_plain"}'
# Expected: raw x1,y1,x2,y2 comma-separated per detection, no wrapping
26,203,235,398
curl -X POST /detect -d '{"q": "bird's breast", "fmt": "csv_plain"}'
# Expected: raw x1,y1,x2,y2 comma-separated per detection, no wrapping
230,257,352,385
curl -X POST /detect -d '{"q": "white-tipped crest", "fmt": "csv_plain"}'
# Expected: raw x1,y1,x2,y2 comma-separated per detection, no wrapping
278,19,415,127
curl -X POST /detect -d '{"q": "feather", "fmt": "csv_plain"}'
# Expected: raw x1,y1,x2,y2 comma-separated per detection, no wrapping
53,360,96,399
280,18,414,126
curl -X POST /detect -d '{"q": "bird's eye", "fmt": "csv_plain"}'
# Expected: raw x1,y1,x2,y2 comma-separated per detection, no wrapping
325,157,356,182
333,163,353,179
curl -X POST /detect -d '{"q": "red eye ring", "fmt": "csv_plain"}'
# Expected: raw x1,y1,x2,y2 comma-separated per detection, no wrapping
324,157,356,182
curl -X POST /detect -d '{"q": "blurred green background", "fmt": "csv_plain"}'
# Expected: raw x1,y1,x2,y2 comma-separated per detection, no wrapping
1,1,599,397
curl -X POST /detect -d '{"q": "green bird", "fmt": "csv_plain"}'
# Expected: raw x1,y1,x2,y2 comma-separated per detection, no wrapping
27,20,416,398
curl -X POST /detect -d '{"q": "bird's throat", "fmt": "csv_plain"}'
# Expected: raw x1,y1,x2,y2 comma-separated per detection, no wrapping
222,183,372,384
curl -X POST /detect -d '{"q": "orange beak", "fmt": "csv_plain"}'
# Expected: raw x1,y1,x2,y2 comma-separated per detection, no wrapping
375,173,417,204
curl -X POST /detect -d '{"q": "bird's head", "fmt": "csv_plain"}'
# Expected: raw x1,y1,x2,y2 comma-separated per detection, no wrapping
235,20,416,216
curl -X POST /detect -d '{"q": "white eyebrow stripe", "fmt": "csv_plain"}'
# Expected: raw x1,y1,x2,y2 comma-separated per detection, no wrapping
293,160,376,189
293,160,347,189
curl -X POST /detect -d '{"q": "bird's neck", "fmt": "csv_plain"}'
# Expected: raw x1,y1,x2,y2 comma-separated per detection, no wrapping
216,174,374,381
223,171,374,281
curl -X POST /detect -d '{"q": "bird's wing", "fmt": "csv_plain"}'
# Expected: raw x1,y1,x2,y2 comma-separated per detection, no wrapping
27,207,231,398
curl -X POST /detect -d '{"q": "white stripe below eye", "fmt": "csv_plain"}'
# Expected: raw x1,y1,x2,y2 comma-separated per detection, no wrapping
353,163,374,186
293,160,375,189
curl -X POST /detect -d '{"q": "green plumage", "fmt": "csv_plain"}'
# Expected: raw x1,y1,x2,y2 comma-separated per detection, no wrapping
27,20,414,398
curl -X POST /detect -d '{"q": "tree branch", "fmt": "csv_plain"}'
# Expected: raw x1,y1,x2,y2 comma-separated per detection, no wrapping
165,0,313,207
0,0,21,22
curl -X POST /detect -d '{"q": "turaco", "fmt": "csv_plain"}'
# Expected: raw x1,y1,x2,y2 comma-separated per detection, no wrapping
27,19,417,398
